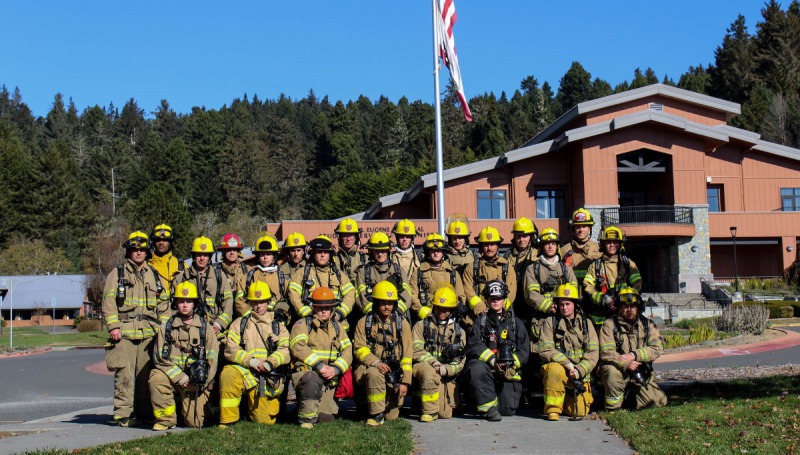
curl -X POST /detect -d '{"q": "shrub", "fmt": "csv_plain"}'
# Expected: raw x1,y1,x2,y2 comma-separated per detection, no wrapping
688,324,716,344
72,316,85,328
779,306,795,318
663,333,688,349
674,317,718,329
77,319,103,332
717,304,769,335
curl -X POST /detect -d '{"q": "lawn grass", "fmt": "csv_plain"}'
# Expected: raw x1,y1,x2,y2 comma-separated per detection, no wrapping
20,419,413,455
605,375,800,454
0,327,106,351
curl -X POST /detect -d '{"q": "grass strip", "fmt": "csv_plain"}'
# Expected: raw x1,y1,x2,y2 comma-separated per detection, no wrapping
0,327,106,351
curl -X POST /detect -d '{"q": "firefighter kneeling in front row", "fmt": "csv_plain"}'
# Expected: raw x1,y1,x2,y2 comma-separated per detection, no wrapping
290,287,353,429
150,281,219,430
412,285,466,422
354,281,413,427
466,280,529,421
538,283,598,421
219,281,290,427
598,288,667,411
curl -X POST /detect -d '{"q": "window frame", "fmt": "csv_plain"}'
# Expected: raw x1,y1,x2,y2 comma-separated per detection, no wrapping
535,188,566,219
781,188,800,212
707,184,724,213
476,189,507,219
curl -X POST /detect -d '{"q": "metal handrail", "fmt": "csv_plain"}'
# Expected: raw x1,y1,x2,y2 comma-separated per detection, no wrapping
600,205,693,225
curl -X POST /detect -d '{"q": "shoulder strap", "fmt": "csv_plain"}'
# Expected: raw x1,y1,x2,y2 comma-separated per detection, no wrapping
214,266,223,303
277,269,286,300
449,268,456,286
178,260,185,272
300,263,313,303
239,314,251,348
473,258,480,294
272,319,281,337
306,315,313,335
240,262,248,276
116,264,126,303
364,262,374,302
417,267,428,307
534,261,541,284
502,262,508,283
561,262,569,281
150,267,164,296
161,315,176,359
245,268,256,295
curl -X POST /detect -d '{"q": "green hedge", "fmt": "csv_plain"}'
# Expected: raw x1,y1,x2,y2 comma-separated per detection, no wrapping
734,301,800,318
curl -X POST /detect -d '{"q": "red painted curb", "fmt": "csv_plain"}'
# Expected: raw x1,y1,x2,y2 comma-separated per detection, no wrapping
657,329,800,363
86,360,114,376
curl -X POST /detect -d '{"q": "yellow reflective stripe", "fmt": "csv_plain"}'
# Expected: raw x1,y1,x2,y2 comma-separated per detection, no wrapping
153,404,176,418
600,342,616,351
418,353,434,363
217,312,232,326
303,353,320,366
606,394,623,405
357,284,368,295
512,353,521,369
364,302,373,313
636,348,650,362
540,341,555,350
340,339,352,349
312,349,338,360
166,366,183,379
577,360,591,373
159,313,170,323
537,296,552,313
290,333,309,348
299,305,312,317
333,357,349,372
299,410,318,419
271,351,286,366
586,342,599,350
479,349,494,363
629,273,642,283
355,347,372,362
234,350,247,365
468,295,483,310
106,315,120,324
412,340,425,350
367,391,386,403
397,300,408,313
477,398,498,412
401,357,412,372
552,353,567,362
228,331,241,344
220,397,241,408
421,391,440,402
289,282,303,293
340,283,354,295
527,283,541,292
583,275,595,286
544,395,564,406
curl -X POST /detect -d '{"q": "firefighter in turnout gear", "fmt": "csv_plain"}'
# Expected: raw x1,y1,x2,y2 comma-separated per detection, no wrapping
216,233,248,315
173,236,234,336
559,209,602,297
287,236,356,328
464,226,516,317
148,224,183,294
505,217,539,317
290,287,353,429
465,280,530,420
355,232,414,317
235,235,291,323
538,284,598,421
446,218,475,288
219,281,291,426
353,281,413,426
598,288,667,411
412,285,467,422
334,218,366,282
280,232,308,277
149,281,219,430
415,234,466,321
523,228,578,346
391,219,422,290
583,226,642,326
103,231,170,426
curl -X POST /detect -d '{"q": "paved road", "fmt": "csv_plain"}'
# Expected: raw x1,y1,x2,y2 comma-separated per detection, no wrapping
0,349,111,423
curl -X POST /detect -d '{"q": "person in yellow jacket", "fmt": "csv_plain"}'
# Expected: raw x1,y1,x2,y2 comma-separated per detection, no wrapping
354,232,413,317
412,285,467,422
598,288,667,411
103,231,170,426
290,287,353,429
583,226,642,326
235,235,291,322
559,209,602,297
353,281,413,426
149,281,219,430
538,284,598,421
415,233,466,321
215,233,248,310
334,218,366,282
173,236,234,336
280,232,308,277
505,217,538,315
148,224,183,294
463,226,516,317
219,281,291,426
391,219,422,289
287,236,356,327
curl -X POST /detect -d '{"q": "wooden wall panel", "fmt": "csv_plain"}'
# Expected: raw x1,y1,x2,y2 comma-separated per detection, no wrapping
585,96,728,126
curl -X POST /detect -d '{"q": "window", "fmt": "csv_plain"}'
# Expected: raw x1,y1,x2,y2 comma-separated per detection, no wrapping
536,189,566,218
781,188,800,212
707,185,724,212
477,190,507,219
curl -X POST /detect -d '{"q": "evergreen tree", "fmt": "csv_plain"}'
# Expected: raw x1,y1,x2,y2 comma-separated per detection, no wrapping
709,15,756,103
678,65,712,94
555,62,594,116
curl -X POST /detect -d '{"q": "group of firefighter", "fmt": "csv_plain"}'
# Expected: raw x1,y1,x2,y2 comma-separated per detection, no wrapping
102,208,667,431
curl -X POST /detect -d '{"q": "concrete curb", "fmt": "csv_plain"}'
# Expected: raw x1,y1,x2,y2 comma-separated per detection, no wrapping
657,328,800,363
0,347,51,359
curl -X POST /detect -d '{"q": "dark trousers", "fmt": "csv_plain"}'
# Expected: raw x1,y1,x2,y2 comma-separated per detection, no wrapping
466,359,523,416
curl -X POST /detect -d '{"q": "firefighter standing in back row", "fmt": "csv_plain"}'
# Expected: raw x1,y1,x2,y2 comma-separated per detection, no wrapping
219,281,291,427
354,232,414,318
215,233,248,313
334,218,367,282
446,219,475,286
353,281,413,426
173,236,234,336
412,285,467,422
279,232,308,277
103,231,170,426
148,224,183,295
391,219,422,289
235,235,291,322
415,233,467,321
583,226,642,327
464,226,516,318
505,217,539,319
149,281,219,430
559,209,602,296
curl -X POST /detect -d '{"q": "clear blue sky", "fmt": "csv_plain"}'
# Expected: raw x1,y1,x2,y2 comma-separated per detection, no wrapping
2,1,766,118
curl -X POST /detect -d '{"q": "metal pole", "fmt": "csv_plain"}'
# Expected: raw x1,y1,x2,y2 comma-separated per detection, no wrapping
9,279,12,349
432,0,446,235
52,297,56,333
732,234,739,293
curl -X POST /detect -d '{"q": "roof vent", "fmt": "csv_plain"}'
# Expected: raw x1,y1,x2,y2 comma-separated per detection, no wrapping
649,102,663,111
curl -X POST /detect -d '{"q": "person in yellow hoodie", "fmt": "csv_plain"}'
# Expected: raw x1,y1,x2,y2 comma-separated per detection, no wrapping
148,224,183,294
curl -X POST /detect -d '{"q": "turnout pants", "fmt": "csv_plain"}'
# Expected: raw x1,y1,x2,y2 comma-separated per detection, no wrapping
466,359,522,416
354,364,402,419
149,369,210,428
599,364,667,410
292,370,338,424
219,366,280,425
413,363,458,418
541,363,593,417
105,336,154,421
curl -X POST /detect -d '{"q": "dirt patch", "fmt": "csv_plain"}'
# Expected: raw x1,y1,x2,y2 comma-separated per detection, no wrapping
0,430,38,439
657,363,800,382
664,328,786,354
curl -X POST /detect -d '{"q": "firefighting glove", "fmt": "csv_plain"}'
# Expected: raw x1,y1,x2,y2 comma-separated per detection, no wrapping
249,358,262,370
274,308,289,324
601,294,614,308
437,364,448,377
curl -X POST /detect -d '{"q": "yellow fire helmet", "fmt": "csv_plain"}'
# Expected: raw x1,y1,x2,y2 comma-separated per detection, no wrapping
475,226,504,244
123,231,150,249
431,285,458,309
423,233,447,251
367,232,392,250
284,232,307,249
393,219,416,236
150,224,175,241
446,220,470,237
334,218,360,235
570,208,595,227
247,281,272,302
617,287,640,305
511,217,537,235
601,226,625,243
253,235,279,253
190,236,214,254
554,283,579,301
173,281,199,300
539,228,561,244
372,280,399,302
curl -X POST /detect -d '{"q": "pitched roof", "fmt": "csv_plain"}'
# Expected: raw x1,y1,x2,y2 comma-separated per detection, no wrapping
0,275,88,310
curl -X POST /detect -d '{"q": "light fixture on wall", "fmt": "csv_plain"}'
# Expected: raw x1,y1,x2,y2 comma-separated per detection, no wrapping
691,245,698,253
788,246,794,252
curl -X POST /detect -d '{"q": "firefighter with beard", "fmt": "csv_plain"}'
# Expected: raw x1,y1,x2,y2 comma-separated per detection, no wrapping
505,217,538,318
391,219,422,291
355,232,413,317
559,209,602,297
334,218,366,282
280,232,308,277
463,226,516,318
415,233,466,321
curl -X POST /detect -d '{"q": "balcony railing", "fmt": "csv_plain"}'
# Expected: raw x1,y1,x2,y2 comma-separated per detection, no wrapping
600,205,694,225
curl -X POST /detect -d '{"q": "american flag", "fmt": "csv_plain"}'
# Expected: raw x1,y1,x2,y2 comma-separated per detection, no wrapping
435,0,472,122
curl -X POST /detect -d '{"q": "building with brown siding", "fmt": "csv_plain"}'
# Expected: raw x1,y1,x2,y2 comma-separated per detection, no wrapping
269,84,800,294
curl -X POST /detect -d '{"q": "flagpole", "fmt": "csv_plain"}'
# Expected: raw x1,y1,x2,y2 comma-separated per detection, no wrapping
432,0,446,236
